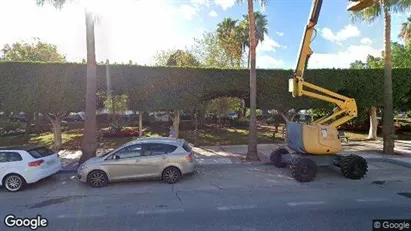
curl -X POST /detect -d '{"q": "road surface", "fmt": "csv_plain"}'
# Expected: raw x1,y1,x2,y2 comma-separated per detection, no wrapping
1,163,411,230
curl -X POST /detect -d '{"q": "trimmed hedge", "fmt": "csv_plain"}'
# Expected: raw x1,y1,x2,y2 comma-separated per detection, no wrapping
0,62,410,112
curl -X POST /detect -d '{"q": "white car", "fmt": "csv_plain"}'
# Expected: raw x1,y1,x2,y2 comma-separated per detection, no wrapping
0,146,62,192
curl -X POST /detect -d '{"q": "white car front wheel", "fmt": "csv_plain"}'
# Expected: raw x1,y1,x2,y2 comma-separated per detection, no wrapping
4,174,25,192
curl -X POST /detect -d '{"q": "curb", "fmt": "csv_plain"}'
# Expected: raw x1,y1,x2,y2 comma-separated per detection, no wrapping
58,157,411,175
198,162,270,168
60,169,78,173
59,162,271,173
371,158,411,168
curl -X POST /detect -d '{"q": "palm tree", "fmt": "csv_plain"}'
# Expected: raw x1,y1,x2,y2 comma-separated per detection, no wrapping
399,16,411,41
239,11,268,68
236,0,267,161
216,18,243,67
350,0,411,155
36,0,98,163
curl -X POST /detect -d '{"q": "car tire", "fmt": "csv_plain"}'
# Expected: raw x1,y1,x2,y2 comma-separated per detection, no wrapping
87,170,109,188
162,167,181,184
3,174,26,192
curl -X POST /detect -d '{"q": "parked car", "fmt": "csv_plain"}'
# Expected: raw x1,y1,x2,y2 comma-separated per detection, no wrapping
77,137,197,188
0,146,62,192
227,112,238,120
63,113,84,122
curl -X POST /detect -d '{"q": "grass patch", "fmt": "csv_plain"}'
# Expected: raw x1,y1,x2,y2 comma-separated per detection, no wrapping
4,123,409,150
29,133,83,148
344,131,411,141
344,131,369,141
180,126,281,146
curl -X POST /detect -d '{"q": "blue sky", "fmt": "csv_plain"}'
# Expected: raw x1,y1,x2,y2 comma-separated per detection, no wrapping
0,0,409,69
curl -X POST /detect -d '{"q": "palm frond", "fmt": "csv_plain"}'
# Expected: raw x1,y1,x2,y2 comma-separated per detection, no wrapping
351,1,382,23
35,0,68,9
399,16,411,40
390,0,411,13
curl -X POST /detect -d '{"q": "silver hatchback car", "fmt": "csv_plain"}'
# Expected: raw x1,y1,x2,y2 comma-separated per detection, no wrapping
77,137,196,187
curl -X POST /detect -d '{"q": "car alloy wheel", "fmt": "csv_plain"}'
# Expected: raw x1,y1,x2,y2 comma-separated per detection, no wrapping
5,175,24,192
87,170,108,188
163,167,181,184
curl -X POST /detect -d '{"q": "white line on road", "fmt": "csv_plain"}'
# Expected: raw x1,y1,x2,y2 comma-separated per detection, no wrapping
287,201,326,206
136,208,185,215
217,205,257,211
355,198,390,202
57,213,106,219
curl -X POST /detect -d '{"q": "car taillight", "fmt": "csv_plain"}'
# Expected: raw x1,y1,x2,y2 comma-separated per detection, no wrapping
28,160,44,167
186,153,194,161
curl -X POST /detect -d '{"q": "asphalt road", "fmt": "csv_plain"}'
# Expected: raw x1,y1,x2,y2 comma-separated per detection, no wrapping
2,180,411,231
32,205,411,231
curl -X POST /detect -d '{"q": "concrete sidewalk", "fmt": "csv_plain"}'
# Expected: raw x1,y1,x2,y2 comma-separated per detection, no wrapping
58,140,411,171
194,142,411,168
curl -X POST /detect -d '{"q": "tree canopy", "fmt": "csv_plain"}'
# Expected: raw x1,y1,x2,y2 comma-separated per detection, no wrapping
1,39,66,62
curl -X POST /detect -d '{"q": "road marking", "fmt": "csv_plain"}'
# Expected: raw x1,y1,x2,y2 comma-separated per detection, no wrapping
136,208,185,215
57,213,106,219
287,201,326,206
217,205,256,211
355,198,389,202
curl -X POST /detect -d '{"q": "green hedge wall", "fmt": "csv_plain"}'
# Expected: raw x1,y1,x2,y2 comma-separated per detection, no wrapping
0,62,410,113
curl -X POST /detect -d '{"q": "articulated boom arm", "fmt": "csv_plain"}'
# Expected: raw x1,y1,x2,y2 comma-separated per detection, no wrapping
289,0,372,128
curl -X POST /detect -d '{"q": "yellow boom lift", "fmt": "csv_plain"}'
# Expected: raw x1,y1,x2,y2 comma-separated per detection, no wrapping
269,0,373,182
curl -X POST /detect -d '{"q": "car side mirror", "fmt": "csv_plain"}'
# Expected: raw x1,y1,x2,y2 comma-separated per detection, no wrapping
114,155,120,160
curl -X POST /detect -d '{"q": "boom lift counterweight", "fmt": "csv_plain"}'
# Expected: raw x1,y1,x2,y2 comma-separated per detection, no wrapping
270,0,373,182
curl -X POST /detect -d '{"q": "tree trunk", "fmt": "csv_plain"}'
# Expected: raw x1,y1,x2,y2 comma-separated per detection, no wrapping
367,106,378,140
106,60,115,123
51,118,62,150
194,112,199,147
247,50,250,69
24,115,32,141
172,110,180,137
382,4,395,155
280,113,289,123
246,0,259,161
80,11,98,165
139,112,143,137
242,99,247,119
34,112,40,133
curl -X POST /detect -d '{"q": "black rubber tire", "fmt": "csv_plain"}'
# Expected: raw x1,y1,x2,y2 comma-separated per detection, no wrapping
340,154,368,179
290,157,318,182
270,148,289,168
3,174,26,192
162,167,181,184
87,170,109,188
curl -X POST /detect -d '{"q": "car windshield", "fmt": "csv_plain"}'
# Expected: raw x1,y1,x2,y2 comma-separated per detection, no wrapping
101,150,114,157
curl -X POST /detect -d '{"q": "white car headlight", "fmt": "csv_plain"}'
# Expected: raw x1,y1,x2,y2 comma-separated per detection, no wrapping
78,164,87,172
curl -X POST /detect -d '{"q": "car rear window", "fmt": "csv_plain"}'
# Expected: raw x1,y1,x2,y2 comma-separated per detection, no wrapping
182,142,192,152
28,147,55,159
